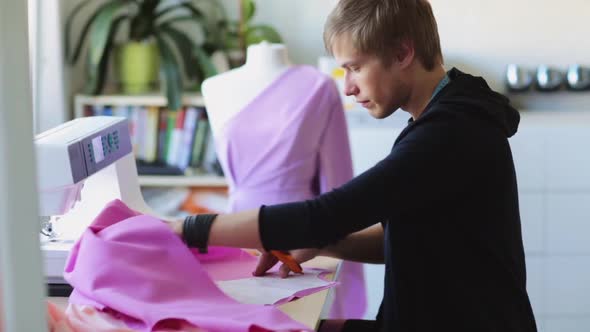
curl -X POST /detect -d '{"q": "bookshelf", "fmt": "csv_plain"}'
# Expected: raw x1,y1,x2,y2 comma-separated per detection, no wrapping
74,94,206,117
74,93,227,188
138,174,226,187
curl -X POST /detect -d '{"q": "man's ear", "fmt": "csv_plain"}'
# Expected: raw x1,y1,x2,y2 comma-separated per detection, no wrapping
395,41,415,69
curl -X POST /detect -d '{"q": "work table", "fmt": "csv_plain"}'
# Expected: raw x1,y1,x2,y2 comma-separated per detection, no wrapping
49,256,340,330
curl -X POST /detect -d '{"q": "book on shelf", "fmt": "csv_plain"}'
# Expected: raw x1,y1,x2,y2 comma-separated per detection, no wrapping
157,109,168,165
137,106,149,161
81,102,221,178
144,106,159,163
166,108,185,167
177,107,199,170
190,109,210,169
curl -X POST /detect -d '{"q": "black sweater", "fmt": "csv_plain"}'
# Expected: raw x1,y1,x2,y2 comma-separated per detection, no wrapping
259,68,537,332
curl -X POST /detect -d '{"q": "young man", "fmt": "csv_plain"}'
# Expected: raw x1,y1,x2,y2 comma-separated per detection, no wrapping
168,0,538,331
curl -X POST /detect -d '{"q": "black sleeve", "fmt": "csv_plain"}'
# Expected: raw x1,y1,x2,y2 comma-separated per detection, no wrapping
259,118,466,251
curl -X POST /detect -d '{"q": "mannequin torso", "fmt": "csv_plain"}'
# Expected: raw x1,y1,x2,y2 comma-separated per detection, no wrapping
202,43,367,319
201,42,293,136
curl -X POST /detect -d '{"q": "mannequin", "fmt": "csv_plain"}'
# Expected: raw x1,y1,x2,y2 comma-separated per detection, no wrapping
202,41,293,136
201,42,367,320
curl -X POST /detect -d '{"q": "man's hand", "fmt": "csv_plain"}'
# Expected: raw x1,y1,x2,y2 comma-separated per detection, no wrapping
253,248,320,278
166,219,183,237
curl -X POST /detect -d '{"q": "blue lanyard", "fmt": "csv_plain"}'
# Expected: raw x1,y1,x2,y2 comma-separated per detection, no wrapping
431,73,450,101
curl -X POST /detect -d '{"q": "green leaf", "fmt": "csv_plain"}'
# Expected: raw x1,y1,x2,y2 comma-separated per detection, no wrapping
85,0,129,81
241,0,256,23
140,0,160,14
155,3,184,19
158,13,214,54
196,0,227,21
193,46,218,79
245,24,282,46
157,14,207,30
158,25,218,91
155,34,183,111
225,21,240,33
85,14,129,95
66,0,133,65
64,0,93,64
157,25,200,80
192,0,227,49
223,20,240,48
223,32,240,50
129,0,161,40
156,2,204,20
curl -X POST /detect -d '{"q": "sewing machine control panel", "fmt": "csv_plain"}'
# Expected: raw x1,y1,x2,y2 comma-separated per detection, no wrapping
81,119,131,176
88,130,120,164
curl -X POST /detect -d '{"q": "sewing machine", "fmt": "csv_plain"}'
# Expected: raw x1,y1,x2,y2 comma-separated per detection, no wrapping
36,116,154,286
34,116,340,329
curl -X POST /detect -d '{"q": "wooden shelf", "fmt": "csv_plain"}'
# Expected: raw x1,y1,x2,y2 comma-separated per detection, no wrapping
75,94,205,116
138,174,227,187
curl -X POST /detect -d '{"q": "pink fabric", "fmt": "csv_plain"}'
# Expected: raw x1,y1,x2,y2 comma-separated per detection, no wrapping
214,65,366,319
64,199,308,332
192,247,258,281
47,301,206,332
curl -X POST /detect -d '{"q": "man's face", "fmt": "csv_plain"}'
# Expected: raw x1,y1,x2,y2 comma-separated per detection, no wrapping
332,35,409,119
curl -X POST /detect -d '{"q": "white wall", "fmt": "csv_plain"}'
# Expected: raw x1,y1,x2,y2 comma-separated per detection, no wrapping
430,0,590,92
226,0,339,67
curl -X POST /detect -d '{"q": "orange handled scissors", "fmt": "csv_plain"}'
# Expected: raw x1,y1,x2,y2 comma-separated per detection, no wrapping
270,250,303,274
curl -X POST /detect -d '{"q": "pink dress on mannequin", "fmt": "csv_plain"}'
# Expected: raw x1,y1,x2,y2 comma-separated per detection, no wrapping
214,65,366,319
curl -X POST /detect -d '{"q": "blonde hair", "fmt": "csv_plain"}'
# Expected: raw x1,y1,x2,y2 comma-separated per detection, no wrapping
324,0,443,70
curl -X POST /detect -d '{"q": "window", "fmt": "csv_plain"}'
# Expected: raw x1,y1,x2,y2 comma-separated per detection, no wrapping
27,0,67,134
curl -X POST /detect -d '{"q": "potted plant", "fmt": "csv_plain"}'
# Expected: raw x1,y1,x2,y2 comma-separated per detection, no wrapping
222,0,283,67
65,0,225,111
